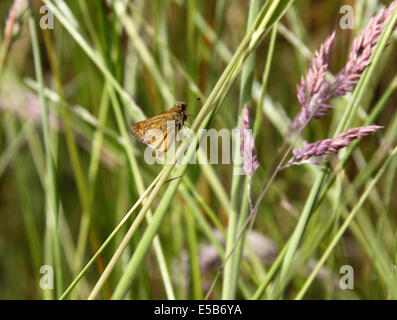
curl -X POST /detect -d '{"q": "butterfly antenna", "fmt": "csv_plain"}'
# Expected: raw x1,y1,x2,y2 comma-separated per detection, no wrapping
186,97,201,104
186,97,201,122
164,175,184,183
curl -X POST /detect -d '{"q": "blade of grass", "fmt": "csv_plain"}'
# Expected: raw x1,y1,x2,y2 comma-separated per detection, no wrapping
3,114,42,283
41,0,145,122
111,0,295,299
185,202,203,299
253,21,278,137
29,13,63,297
295,146,397,299
251,61,397,301
59,171,161,300
87,85,175,300
40,20,92,298
276,6,397,292
222,0,262,300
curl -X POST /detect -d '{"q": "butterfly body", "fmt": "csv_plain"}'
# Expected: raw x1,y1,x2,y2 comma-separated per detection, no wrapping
130,101,188,153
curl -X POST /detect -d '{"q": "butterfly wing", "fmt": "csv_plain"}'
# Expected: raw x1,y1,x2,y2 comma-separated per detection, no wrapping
130,111,177,152
130,121,147,143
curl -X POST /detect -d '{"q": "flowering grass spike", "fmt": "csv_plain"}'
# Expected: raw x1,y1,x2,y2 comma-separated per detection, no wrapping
290,1,397,133
283,126,383,168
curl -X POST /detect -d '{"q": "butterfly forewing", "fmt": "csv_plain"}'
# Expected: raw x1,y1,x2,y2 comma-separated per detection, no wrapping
130,102,187,153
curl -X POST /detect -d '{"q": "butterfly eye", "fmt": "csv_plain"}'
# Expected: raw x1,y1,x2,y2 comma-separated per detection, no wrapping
179,102,187,111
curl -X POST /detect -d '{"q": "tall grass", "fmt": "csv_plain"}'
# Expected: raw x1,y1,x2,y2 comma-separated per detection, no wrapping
0,0,397,300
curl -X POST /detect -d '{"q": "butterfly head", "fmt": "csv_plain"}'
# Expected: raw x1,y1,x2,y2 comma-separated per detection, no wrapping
176,101,187,112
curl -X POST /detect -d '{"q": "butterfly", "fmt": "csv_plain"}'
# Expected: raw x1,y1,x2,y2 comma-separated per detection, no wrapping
130,101,189,154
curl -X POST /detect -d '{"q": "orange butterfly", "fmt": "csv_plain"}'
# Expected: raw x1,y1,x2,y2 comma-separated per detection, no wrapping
130,101,189,154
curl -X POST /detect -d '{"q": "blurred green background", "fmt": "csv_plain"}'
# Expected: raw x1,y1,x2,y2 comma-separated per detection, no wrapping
0,0,396,299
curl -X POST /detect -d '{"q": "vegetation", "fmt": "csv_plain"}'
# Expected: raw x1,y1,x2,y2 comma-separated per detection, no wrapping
0,0,397,300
